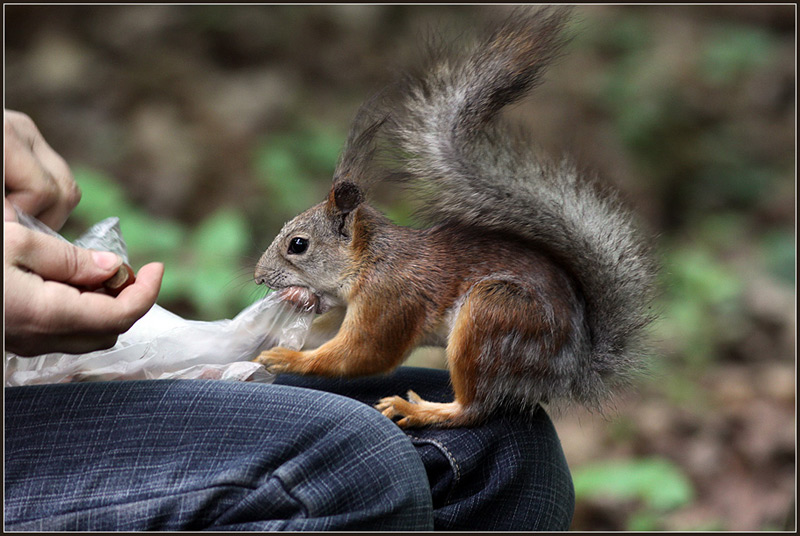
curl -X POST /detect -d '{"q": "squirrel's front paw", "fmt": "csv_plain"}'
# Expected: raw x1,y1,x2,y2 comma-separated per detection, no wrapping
253,347,304,375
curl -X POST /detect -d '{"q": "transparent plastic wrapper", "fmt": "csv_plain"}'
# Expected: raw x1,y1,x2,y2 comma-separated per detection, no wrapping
4,212,315,386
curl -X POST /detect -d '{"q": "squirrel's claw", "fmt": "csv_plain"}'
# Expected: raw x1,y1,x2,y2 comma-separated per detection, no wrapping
375,392,428,428
406,390,423,403
375,392,470,428
253,347,301,375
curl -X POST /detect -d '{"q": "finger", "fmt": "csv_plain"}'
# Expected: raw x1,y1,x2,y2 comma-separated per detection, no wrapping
110,262,164,322
2,265,120,356
5,262,163,356
4,111,80,230
3,123,60,218
9,224,123,287
3,269,121,356
61,334,120,355
30,131,81,229
6,332,120,358
45,262,164,335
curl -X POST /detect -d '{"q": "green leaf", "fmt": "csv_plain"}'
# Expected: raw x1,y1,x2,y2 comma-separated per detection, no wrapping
70,167,129,223
158,262,191,302
701,24,776,85
70,166,185,259
189,265,234,313
761,230,796,285
378,199,417,227
302,127,343,171
254,141,319,214
627,509,662,531
67,166,257,319
166,209,254,318
573,457,694,511
252,123,343,219
665,247,743,306
189,209,250,260
118,212,185,258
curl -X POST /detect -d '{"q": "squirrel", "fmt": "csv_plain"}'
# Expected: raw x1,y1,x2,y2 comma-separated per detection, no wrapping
253,7,656,428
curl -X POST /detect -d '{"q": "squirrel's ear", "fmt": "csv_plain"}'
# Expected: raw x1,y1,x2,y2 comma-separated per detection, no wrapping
331,181,363,216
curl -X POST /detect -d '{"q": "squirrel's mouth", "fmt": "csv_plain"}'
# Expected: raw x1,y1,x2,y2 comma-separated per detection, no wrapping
274,286,326,314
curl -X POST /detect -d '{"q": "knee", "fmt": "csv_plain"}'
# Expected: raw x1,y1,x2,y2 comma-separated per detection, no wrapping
216,384,435,530
5,380,433,531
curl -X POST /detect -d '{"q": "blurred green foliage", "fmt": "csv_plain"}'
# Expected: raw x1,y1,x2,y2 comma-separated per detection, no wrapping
658,243,744,366
592,12,789,227
573,457,695,530
583,8,794,422
68,168,257,320
700,23,778,85
253,121,418,229
761,229,796,284
254,123,342,217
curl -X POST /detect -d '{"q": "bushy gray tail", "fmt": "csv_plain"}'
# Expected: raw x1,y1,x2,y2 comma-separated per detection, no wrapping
373,7,656,404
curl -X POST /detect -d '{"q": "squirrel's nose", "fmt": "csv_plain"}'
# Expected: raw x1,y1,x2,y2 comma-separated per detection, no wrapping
254,266,270,286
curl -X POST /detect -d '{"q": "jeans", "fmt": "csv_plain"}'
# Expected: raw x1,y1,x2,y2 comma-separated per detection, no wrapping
4,367,574,531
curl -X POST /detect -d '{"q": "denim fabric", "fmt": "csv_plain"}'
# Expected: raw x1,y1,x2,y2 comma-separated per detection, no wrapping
4,380,433,531
5,367,574,531
277,367,575,531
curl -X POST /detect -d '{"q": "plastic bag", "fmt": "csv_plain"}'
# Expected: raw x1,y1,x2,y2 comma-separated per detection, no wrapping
4,213,314,386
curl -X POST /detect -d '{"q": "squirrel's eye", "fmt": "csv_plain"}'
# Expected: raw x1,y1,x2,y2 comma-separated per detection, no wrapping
288,237,309,255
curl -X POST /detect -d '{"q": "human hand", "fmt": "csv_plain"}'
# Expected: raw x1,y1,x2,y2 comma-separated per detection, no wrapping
4,110,82,230
4,220,164,357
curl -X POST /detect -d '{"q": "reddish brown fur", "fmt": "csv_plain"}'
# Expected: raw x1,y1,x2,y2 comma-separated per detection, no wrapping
253,7,651,428
256,202,582,426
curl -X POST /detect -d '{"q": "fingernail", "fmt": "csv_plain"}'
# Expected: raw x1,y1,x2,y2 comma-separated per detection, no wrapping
92,250,122,271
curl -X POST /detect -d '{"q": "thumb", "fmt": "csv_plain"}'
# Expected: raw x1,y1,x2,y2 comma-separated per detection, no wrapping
12,225,124,288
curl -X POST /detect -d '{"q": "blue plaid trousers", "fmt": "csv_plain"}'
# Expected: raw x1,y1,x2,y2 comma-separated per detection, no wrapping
4,367,574,530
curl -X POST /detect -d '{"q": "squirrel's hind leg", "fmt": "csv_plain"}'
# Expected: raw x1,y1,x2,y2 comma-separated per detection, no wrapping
377,278,557,428
374,288,485,428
